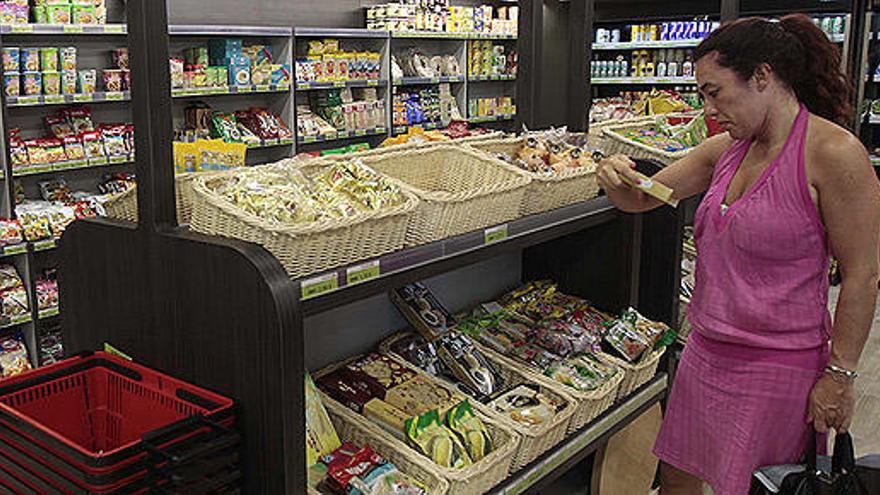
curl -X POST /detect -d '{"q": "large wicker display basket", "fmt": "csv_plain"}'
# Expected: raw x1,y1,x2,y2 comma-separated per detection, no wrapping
477,345,624,435
188,162,419,278
103,172,199,225
599,112,703,166
308,401,450,495
314,356,520,495
599,347,666,402
379,331,577,472
466,136,601,216
360,144,532,247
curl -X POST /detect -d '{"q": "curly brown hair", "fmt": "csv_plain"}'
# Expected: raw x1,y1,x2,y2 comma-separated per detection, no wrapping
694,14,853,128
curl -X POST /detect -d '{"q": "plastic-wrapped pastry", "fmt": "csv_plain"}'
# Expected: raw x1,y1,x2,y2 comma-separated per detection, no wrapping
488,385,560,426
391,282,456,341
406,409,471,469
445,400,493,462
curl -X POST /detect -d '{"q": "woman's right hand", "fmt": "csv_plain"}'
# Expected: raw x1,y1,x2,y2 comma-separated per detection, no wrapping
597,154,641,194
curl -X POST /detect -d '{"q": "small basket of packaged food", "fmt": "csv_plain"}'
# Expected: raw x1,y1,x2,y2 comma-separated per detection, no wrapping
455,283,625,434
306,373,449,495
598,307,672,401
384,282,577,471
313,352,519,495
189,159,419,278
600,111,707,166
359,143,531,247
467,128,601,216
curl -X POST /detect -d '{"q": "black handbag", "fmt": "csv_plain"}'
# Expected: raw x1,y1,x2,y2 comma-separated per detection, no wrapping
750,433,880,494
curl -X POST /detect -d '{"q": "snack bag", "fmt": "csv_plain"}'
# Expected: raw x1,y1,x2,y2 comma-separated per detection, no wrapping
0,331,31,378
488,385,558,426
305,373,341,467
405,409,471,469
0,264,22,292
445,400,493,462
603,317,650,362
0,219,24,247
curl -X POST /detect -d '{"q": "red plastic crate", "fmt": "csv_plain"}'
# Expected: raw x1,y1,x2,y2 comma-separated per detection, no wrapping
0,351,235,470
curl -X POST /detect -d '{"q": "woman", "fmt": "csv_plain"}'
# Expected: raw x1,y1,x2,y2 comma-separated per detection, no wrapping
598,14,880,495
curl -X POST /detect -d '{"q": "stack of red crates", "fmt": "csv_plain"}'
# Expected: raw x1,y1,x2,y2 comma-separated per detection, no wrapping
0,351,240,494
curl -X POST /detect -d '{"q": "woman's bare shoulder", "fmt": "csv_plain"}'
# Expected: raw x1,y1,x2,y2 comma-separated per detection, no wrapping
805,114,870,181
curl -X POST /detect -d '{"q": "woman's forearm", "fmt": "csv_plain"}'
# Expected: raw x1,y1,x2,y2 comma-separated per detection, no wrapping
605,188,660,213
830,271,879,370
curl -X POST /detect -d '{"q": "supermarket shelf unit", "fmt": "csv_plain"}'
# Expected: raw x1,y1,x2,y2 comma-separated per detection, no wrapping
167,24,294,165
292,28,518,151
60,3,681,493
0,13,134,369
293,28,392,152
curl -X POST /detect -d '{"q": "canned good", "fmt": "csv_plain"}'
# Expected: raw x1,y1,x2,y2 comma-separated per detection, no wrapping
833,16,844,35
611,29,621,43
631,25,640,42
4,72,19,97
820,17,833,34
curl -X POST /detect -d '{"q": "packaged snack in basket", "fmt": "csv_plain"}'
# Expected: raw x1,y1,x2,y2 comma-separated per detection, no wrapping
19,48,39,72
509,343,559,371
0,220,23,248
603,318,650,362
350,465,428,495
577,352,619,382
22,71,41,96
346,352,417,391
389,333,444,377
305,373,341,467
316,367,387,414
0,330,31,378
3,48,19,73
620,306,675,349
4,72,20,97
435,332,503,399
210,112,241,142
81,131,105,159
385,375,459,418
406,409,472,469
363,398,411,441
59,47,77,72
323,443,389,494
446,400,492,462
391,283,456,341
488,384,561,427
544,360,598,392
0,265,22,292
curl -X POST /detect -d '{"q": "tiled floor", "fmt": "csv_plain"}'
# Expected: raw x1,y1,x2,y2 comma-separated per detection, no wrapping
549,287,880,494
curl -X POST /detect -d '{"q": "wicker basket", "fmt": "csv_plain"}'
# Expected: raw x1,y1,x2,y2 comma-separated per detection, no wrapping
314,356,520,495
600,113,701,166
188,163,419,279
466,137,601,216
477,345,624,434
103,172,199,225
360,144,531,247
599,347,666,402
308,399,451,495
379,332,576,472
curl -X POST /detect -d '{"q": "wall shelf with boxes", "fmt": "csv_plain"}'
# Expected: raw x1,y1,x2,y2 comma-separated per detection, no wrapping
0,0,128,378
856,11,880,174
167,25,294,168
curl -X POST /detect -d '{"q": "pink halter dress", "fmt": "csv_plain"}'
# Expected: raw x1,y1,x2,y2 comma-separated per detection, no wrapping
653,104,832,495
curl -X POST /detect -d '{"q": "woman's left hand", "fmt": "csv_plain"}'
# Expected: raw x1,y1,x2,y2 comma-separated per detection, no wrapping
808,373,855,433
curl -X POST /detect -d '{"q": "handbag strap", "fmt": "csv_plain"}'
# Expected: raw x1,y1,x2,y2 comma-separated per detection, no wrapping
806,429,818,472
832,432,856,475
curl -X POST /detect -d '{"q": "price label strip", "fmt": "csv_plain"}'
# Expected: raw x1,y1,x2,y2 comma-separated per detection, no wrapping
346,260,380,286
484,224,509,245
301,272,340,300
